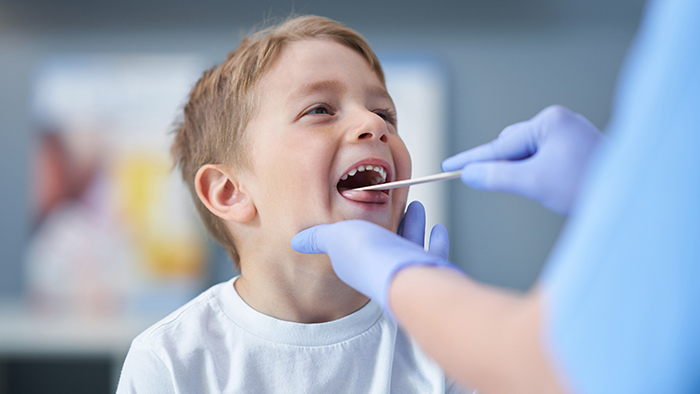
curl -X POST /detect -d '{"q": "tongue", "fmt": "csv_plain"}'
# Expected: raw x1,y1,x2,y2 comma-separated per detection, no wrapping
340,189,389,203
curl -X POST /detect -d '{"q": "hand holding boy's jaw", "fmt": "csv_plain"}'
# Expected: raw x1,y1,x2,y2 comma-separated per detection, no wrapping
291,201,460,317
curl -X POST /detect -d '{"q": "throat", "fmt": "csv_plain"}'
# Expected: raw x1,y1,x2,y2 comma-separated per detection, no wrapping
337,169,386,192
234,267,369,323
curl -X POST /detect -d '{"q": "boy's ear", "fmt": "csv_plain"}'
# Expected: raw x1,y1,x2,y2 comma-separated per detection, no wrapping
195,164,256,223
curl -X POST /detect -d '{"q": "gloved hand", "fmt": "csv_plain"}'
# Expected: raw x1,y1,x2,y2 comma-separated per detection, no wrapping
291,201,458,315
442,105,605,215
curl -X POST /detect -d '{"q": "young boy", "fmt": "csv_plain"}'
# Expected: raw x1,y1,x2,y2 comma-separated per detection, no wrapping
117,15,468,393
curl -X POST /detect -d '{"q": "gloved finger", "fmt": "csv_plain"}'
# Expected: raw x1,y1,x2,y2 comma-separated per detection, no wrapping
398,201,426,247
427,224,449,260
291,225,329,254
460,160,539,199
497,119,530,139
441,121,538,172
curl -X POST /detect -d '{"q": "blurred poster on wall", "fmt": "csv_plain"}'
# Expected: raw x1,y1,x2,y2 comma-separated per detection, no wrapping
27,55,208,317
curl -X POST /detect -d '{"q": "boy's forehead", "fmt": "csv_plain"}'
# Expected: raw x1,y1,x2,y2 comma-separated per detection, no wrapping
263,39,389,101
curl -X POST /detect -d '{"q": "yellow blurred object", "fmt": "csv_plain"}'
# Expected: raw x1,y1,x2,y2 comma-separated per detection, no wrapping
143,237,204,277
113,153,167,231
113,153,204,278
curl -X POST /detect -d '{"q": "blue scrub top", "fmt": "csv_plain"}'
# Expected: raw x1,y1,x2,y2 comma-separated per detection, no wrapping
542,0,700,393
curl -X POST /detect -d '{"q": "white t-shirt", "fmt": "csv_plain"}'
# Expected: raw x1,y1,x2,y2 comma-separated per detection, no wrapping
117,276,471,393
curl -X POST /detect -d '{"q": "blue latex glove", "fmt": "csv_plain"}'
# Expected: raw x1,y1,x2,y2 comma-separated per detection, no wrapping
292,201,457,314
442,105,604,215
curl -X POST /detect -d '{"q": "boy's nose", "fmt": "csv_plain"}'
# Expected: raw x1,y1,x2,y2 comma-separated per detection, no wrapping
350,109,389,144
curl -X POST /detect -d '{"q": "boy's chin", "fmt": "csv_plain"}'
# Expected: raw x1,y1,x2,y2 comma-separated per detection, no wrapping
295,209,403,235
341,215,401,234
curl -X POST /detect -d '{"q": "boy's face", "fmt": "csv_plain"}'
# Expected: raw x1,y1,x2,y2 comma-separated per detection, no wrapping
241,39,411,244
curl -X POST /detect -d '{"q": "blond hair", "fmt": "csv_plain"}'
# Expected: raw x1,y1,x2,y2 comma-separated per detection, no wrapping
171,15,385,268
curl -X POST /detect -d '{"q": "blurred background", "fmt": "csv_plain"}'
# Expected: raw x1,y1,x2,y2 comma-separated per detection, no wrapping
0,0,644,392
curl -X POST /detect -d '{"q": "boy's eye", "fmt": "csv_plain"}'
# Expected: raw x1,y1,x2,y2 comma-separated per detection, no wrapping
374,109,397,126
305,105,332,116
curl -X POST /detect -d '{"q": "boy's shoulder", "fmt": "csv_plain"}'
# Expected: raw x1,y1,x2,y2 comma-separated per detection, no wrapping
132,279,233,350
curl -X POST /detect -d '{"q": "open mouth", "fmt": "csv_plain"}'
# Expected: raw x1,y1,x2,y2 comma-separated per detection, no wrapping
337,164,390,203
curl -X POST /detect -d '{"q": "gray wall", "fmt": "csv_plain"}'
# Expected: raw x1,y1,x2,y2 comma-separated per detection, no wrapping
0,0,644,296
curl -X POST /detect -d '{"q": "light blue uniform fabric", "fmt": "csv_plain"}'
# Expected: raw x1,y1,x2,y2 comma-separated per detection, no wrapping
542,1,700,393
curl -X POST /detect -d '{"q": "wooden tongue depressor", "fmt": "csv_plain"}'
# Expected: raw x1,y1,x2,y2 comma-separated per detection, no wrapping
351,170,462,191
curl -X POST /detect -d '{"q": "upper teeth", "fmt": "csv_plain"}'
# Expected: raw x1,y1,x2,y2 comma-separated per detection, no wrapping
341,165,387,183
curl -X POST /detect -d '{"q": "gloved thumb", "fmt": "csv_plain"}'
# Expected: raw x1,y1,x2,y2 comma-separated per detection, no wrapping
428,224,450,260
398,201,426,247
291,225,328,254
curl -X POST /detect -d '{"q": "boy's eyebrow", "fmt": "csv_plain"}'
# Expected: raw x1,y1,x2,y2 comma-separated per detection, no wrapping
288,80,346,103
368,86,394,103
288,79,392,104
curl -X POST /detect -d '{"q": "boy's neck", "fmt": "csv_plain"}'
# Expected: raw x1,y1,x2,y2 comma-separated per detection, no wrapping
234,253,369,324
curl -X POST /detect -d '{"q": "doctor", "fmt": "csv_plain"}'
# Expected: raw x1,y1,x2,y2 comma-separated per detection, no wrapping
292,1,700,393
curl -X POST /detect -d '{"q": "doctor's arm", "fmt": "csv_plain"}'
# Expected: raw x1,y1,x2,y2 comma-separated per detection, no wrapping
397,202,563,393
390,265,562,394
